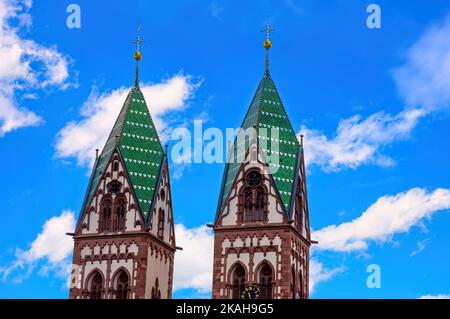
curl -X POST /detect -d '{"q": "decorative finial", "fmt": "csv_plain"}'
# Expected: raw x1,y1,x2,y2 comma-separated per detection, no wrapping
261,22,275,78
132,26,144,88
261,22,275,49
132,26,144,61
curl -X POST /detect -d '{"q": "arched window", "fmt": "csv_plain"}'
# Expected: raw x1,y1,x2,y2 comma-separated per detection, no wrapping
114,196,126,231
157,209,165,240
99,196,112,232
114,270,129,299
259,263,273,299
151,278,161,299
160,189,165,202
291,266,296,299
241,170,266,222
231,264,246,299
88,271,103,299
299,270,304,299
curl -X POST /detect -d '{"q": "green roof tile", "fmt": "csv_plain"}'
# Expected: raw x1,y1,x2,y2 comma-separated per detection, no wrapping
81,79,164,220
217,67,300,217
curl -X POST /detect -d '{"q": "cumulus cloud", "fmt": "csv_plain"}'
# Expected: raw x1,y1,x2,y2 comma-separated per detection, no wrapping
0,92,43,134
300,108,425,171
313,188,450,252
173,224,214,295
55,74,198,167
0,210,75,283
0,213,214,294
393,13,450,110
301,13,450,171
309,259,345,294
0,0,71,136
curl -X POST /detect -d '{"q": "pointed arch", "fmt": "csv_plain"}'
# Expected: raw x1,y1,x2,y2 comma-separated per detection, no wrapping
299,270,304,299
151,277,161,299
291,265,297,299
113,194,127,231
111,267,130,299
99,195,112,232
239,170,268,223
85,269,104,299
228,262,247,299
254,260,274,299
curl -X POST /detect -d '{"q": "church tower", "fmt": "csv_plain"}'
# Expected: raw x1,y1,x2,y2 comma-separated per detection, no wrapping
69,32,176,299
212,25,312,299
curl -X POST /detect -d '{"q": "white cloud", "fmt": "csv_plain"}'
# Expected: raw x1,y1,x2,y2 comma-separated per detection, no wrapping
0,0,71,136
0,92,43,134
418,294,450,299
210,2,224,20
313,188,450,252
301,14,450,171
410,238,431,257
309,259,345,294
0,213,214,294
173,224,214,295
393,13,450,110
0,210,75,283
55,74,198,167
300,108,425,171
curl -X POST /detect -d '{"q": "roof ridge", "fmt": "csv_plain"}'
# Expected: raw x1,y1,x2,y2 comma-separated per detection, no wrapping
116,89,135,145
95,90,132,158
254,78,266,129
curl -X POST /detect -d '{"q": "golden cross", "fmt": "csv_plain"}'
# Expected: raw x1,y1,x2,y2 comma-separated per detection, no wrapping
132,26,144,53
261,22,275,41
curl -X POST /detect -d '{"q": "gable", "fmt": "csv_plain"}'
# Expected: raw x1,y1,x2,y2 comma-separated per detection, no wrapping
76,149,145,234
217,144,287,226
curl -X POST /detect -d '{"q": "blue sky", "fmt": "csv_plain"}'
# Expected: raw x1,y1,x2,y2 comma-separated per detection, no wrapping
0,0,450,299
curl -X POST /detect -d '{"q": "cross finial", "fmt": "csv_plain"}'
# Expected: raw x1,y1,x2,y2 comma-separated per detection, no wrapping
132,26,144,59
261,23,274,78
261,22,275,41
132,26,144,88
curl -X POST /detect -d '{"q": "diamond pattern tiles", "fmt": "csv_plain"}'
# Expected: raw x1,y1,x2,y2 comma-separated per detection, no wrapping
118,88,163,215
218,75,299,216
81,87,163,219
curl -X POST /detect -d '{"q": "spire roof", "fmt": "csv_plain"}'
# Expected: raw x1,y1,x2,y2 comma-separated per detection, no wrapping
80,33,164,220
216,27,300,219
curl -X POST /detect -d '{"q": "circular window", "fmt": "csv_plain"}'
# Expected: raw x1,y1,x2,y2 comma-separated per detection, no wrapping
107,180,122,194
246,170,262,187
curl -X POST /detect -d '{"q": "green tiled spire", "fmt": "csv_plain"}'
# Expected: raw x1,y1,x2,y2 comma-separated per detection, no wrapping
216,29,300,218
80,46,164,220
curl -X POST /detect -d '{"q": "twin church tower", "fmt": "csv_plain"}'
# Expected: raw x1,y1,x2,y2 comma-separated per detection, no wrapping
69,25,312,299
